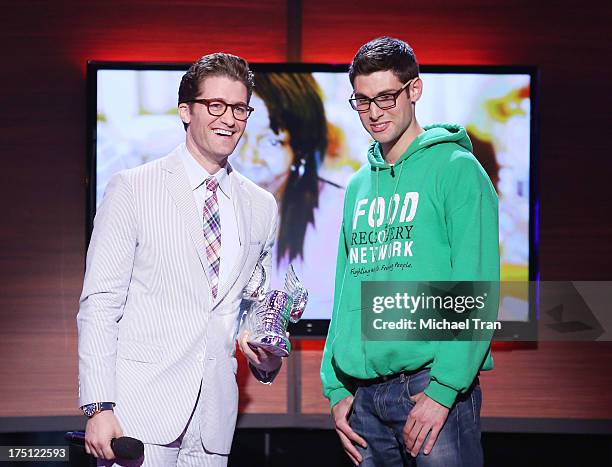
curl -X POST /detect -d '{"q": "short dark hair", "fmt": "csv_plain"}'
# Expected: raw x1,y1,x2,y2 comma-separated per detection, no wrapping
349,36,419,86
253,72,328,264
178,52,254,107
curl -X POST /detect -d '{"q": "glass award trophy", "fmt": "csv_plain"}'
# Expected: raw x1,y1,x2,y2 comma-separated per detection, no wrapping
241,254,308,357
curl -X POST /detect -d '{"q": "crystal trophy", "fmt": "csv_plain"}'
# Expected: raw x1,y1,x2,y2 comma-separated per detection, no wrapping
240,255,308,357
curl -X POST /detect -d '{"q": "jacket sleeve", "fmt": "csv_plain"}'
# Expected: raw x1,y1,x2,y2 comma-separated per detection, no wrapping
425,152,500,408
77,172,138,407
320,221,354,410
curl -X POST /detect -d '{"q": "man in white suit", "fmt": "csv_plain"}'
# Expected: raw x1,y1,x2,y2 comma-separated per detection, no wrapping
77,53,282,466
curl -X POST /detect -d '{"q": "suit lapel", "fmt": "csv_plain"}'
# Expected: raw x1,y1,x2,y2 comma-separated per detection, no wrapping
163,151,212,293
212,171,252,308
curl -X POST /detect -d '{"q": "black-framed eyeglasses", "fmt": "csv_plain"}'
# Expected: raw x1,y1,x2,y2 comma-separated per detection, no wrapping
349,78,417,112
185,98,254,121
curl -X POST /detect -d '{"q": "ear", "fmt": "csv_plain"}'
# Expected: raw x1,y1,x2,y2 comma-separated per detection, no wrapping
409,77,423,103
178,103,191,125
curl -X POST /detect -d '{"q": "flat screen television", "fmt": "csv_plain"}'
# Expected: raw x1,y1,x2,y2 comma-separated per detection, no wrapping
87,62,539,339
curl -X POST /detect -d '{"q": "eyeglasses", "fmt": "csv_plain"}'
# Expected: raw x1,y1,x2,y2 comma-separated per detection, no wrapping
185,98,254,121
349,78,417,112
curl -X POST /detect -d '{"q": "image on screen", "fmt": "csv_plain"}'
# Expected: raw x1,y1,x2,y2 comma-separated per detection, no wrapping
93,65,534,325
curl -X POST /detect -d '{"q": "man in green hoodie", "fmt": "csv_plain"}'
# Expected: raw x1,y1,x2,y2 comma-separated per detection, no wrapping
320,37,499,466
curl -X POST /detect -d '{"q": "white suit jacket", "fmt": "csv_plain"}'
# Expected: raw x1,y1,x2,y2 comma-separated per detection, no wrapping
77,145,278,454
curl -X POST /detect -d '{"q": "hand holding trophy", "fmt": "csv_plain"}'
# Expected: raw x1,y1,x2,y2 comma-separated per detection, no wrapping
240,253,308,357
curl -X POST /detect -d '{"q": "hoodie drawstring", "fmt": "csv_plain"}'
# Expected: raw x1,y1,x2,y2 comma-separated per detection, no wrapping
375,161,406,226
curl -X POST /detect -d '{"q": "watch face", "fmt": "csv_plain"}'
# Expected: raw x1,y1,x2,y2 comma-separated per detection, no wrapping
83,404,98,417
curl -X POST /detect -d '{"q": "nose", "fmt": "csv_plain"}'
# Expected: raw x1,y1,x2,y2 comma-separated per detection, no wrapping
368,101,383,120
219,105,236,126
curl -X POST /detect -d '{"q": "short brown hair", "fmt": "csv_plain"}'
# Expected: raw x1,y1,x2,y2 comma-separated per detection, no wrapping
178,52,254,105
349,37,419,86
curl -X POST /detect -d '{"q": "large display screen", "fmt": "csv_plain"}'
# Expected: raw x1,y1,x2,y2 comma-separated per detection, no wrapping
88,63,538,336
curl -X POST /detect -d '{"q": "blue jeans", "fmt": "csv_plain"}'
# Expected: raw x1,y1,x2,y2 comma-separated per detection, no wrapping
349,369,483,467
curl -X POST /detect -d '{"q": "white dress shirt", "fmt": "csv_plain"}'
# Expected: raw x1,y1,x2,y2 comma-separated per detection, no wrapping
180,143,239,288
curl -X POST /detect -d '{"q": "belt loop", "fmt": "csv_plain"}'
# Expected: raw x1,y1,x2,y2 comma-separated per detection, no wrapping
399,373,406,383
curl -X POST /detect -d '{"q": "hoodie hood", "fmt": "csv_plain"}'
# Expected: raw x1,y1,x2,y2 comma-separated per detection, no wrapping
367,123,473,169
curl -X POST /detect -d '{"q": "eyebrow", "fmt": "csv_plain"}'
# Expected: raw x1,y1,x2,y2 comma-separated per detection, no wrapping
198,96,248,106
354,89,396,98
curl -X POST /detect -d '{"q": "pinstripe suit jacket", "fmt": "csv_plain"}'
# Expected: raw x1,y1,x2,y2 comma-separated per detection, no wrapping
77,144,278,454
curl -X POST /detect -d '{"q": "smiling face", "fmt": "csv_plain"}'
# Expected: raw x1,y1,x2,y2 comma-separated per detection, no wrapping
179,75,249,172
352,70,422,161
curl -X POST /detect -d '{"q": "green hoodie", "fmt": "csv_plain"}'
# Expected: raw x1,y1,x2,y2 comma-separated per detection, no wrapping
320,123,500,409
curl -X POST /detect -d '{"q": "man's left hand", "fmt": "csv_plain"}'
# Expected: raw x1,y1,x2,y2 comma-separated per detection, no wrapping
404,392,450,457
238,330,283,373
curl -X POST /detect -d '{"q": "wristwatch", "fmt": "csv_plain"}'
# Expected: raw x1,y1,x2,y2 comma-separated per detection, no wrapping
81,402,115,417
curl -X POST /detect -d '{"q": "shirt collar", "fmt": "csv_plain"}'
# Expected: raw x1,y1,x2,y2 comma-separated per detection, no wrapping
180,143,231,199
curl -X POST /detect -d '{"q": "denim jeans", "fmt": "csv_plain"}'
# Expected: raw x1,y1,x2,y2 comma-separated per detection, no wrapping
349,368,483,467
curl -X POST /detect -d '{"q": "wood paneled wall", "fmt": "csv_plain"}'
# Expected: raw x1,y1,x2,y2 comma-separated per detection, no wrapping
0,0,611,423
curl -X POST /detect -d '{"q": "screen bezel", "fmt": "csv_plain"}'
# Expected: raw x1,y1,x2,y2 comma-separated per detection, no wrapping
86,61,539,340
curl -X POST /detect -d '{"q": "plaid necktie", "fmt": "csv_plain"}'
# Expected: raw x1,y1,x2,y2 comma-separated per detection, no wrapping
203,177,221,298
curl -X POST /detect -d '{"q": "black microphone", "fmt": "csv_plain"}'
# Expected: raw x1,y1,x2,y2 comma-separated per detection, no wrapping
65,431,144,460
